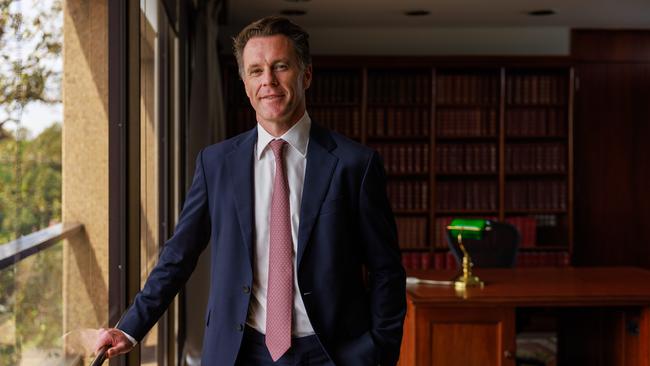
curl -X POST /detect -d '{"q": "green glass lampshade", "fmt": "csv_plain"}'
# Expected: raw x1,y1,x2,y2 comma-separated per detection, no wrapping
447,218,491,240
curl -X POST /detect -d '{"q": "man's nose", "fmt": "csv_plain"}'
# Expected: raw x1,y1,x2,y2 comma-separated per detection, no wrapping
262,69,278,86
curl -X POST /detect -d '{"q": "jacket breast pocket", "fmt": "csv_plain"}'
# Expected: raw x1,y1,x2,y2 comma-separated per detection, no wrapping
319,196,346,216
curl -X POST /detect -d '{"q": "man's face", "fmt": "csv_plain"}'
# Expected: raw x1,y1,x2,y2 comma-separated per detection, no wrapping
241,35,312,130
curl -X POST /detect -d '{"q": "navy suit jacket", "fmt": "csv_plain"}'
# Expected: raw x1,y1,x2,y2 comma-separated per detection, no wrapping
119,123,406,365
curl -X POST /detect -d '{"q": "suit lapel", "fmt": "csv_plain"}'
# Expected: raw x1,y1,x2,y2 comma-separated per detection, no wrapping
297,124,338,268
227,128,257,265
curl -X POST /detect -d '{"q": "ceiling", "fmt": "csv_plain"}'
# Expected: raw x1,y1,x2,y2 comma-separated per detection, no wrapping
224,0,650,28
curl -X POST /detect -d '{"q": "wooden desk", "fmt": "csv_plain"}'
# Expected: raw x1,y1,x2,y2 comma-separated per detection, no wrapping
400,267,650,366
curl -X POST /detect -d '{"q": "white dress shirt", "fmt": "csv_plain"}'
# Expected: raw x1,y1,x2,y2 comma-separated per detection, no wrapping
121,113,315,346
247,112,315,337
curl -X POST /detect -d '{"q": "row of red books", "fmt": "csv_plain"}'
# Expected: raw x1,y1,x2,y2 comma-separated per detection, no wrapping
401,250,570,270
367,72,431,105
372,144,429,174
396,217,428,249
310,107,361,138
436,74,500,105
505,180,567,210
505,143,567,173
505,109,566,137
367,107,431,137
436,108,498,137
505,216,537,247
506,74,567,105
307,71,361,104
402,251,459,271
435,181,498,211
387,180,429,211
436,143,498,174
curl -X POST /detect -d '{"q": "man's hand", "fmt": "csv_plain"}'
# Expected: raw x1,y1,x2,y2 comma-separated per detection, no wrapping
94,328,135,359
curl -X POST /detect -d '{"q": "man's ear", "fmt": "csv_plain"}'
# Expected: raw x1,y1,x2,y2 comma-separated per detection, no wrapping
303,64,313,90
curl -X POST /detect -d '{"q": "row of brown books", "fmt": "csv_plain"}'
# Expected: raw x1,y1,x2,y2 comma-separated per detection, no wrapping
505,180,567,210
534,214,558,227
367,107,431,137
505,143,567,173
307,71,361,104
435,181,498,210
402,251,458,271
505,216,537,248
436,143,497,174
506,74,567,105
436,74,499,105
372,144,429,174
387,180,429,211
516,251,570,267
401,250,570,270
505,109,566,137
310,107,361,138
396,217,428,249
367,72,431,105
433,217,453,248
436,108,498,137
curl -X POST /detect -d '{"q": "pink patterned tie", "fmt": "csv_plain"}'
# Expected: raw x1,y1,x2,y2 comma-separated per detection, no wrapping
266,139,293,361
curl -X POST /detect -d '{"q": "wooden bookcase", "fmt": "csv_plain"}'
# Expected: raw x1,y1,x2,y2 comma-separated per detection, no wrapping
222,58,574,271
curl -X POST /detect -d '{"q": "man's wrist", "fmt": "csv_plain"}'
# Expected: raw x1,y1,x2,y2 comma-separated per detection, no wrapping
119,330,138,346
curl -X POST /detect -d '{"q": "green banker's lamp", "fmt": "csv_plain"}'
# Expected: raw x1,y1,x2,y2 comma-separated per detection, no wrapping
447,218,492,291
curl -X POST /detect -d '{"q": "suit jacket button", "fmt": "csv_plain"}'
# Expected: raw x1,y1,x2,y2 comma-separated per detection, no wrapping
243,285,251,294
237,324,244,332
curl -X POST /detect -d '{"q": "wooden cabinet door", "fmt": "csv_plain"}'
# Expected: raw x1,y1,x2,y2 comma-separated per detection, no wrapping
412,306,516,366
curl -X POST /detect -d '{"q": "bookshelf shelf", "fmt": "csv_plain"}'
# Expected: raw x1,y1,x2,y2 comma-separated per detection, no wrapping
223,60,573,270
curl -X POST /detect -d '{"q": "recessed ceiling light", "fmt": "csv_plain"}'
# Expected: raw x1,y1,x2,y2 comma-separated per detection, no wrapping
405,10,430,16
528,9,556,16
280,9,307,16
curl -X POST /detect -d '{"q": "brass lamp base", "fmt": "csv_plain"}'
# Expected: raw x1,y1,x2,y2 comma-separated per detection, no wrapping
454,254,484,291
454,273,484,291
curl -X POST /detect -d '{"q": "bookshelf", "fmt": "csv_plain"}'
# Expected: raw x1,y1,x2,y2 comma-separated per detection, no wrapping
222,59,574,271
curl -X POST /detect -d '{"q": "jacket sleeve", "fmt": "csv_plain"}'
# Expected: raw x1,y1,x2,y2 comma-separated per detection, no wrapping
358,151,407,366
118,149,212,341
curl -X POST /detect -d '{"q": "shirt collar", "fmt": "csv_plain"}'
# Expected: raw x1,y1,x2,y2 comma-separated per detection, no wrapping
256,111,311,160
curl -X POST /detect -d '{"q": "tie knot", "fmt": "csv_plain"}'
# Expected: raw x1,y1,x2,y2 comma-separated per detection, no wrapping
269,139,287,159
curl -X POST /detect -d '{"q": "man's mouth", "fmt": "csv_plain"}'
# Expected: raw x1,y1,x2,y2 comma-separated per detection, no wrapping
261,94,284,100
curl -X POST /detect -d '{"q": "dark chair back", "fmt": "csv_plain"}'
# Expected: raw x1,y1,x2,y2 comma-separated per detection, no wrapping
446,220,520,268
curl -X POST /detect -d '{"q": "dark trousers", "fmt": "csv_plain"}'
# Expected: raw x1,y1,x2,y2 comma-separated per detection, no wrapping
235,326,335,366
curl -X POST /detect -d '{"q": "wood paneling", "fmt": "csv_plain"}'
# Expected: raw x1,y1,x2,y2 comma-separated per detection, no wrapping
572,30,650,62
572,30,650,268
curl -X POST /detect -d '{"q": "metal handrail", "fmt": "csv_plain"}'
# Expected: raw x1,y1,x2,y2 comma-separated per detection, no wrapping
0,222,83,270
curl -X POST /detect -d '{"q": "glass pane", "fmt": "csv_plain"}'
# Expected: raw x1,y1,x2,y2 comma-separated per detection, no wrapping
0,0,64,364
0,242,66,364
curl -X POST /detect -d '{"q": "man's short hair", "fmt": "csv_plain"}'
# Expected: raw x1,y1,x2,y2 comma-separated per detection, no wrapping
232,16,311,77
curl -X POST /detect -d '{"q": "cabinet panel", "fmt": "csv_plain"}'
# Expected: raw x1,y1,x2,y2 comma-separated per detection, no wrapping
414,307,516,366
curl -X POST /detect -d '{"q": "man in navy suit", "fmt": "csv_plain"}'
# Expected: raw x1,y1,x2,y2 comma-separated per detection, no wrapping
96,16,406,365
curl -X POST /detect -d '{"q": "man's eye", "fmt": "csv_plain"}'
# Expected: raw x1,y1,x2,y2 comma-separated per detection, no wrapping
274,64,288,71
249,69,262,76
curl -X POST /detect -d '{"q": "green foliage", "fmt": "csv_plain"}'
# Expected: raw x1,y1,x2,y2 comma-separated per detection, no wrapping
0,1,64,362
